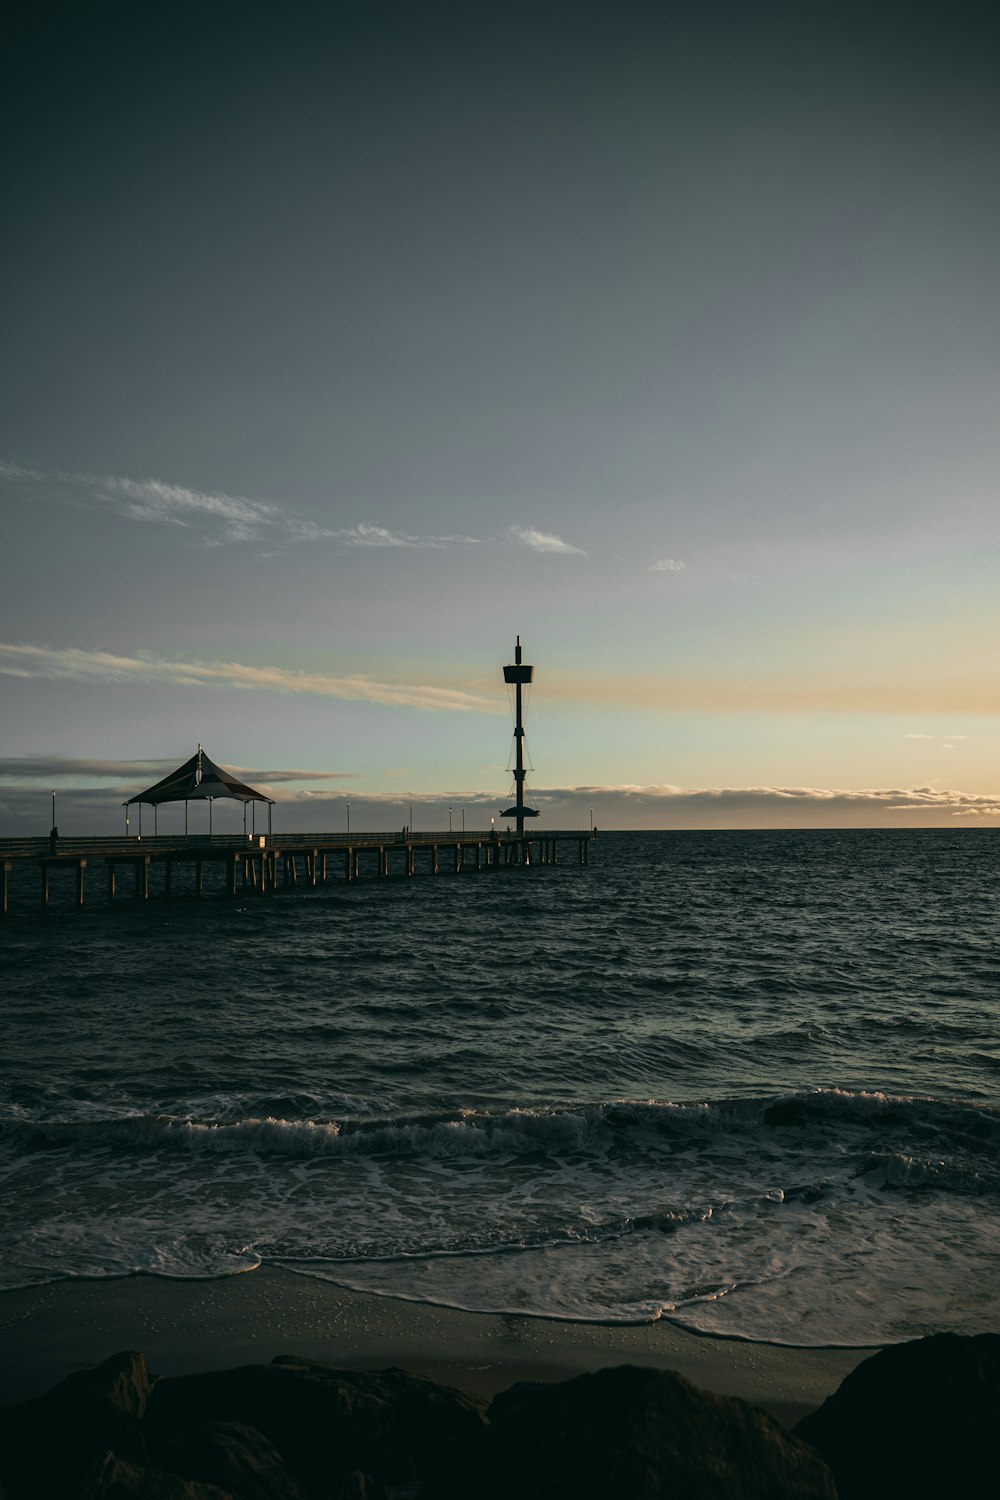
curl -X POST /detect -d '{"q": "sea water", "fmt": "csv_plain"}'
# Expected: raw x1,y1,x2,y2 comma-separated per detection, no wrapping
1,829,997,1347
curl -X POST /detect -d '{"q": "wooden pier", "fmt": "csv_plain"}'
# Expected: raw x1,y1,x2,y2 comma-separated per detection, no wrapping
0,830,592,913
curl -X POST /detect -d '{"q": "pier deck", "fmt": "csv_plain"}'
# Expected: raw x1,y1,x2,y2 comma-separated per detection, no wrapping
0,830,592,912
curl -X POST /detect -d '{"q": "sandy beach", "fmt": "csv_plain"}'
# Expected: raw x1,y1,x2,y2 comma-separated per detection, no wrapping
0,1266,872,1426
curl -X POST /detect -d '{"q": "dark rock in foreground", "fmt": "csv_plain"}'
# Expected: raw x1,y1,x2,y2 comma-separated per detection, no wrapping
154,1419,308,1500
144,1355,487,1495
0,1349,152,1497
82,1452,233,1498
9,1336,997,1500
794,1331,1000,1500
427,1364,838,1500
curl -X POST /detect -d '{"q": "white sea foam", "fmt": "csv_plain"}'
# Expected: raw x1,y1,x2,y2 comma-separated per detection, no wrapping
3,1089,997,1342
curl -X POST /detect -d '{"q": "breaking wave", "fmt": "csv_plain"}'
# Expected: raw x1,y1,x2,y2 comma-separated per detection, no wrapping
4,1089,997,1182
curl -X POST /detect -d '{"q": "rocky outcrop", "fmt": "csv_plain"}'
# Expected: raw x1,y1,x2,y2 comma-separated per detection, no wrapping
428,1364,838,1500
793,1331,1000,1500
9,1337,998,1500
81,1452,234,1498
0,1350,152,1498
144,1356,488,1495
153,1420,308,1500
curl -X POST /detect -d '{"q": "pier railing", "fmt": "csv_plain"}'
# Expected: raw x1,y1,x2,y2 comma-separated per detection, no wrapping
0,830,591,858
1,828,593,912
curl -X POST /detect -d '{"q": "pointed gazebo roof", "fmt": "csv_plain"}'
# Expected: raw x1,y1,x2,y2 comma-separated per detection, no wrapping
126,747,273,807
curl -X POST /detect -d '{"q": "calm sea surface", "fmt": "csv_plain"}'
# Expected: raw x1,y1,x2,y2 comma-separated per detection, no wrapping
1,829,998,1347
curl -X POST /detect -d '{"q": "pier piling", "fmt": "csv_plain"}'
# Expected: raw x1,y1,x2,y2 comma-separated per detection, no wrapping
1,827,593,913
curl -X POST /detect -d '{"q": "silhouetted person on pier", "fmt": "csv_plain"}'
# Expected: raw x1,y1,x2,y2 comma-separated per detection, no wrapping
49,827,58,854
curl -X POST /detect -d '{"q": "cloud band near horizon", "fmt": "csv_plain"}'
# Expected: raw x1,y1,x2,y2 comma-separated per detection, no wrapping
1,766,998,828
0,643,499,713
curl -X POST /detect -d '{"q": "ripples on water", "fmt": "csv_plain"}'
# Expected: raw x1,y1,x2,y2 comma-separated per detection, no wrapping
1,829,998,1345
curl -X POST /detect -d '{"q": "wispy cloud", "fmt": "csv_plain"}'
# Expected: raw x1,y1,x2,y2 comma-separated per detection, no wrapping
0,757,174,780
507,526,587,556
529,783,1000,826
341,524,421,548
96,476,293,543
0,643,500,713
904,732,969,749
650,558,686,572
236,767,355,783
1,463,483,551
0,756,351,784
5,463,598,561
0,461,45,482
340,523,480,548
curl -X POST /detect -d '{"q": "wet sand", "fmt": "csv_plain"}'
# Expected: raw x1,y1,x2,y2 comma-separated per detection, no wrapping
0,1266,875,1426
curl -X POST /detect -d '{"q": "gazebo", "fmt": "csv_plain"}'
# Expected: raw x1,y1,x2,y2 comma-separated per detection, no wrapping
124,745,274,838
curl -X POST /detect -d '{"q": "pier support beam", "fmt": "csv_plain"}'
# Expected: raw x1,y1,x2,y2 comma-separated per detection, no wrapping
1,826,587,914
39,858,88,907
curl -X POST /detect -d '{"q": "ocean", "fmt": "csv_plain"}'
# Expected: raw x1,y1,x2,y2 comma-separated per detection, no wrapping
1,828,997,1349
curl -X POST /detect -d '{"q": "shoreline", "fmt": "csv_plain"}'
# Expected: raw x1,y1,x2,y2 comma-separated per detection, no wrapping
0,1265,874,1426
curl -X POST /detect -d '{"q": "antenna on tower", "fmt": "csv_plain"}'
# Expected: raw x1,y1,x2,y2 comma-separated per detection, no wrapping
500,634,540,834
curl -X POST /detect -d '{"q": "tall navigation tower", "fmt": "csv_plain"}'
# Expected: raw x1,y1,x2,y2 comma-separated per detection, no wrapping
500,635,539,834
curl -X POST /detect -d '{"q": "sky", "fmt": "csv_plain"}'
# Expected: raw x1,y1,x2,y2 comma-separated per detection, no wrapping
2,0,999,832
